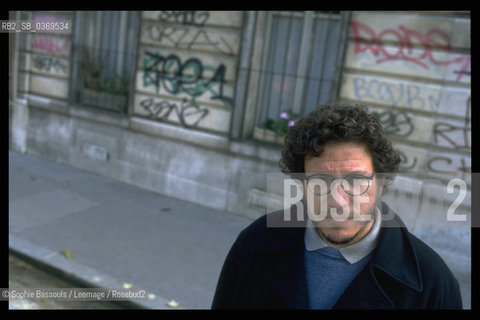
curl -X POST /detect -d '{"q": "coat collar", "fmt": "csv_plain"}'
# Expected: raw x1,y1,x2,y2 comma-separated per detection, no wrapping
370,202,423,292
255,201,423,308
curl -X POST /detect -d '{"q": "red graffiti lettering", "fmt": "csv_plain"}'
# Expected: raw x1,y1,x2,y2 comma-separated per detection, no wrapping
32,36,70,55
350,20,470,78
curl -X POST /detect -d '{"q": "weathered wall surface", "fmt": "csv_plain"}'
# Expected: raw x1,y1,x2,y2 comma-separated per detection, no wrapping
339,11,471,301
133,11,243,134
11,12,73,154
11,11,276,221
341,12,470,179
17,12,72,100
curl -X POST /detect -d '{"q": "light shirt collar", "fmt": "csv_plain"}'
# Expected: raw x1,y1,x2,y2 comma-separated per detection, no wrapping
304,207,381,264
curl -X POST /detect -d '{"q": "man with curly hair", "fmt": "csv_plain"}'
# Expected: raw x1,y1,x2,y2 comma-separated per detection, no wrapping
212,104,462,309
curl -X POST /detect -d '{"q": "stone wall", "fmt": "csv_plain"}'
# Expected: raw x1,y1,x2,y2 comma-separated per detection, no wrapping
10,11,279,221
341,12,470,180
17,12,72,100
339,11,470,302
133,11,243,134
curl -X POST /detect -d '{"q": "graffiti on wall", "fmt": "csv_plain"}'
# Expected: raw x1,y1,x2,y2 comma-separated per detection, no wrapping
143,25,237,56
396,149,418,171
135,10,240,130
352,76,437,111
427,156,470,179
348,17,471,179
350,20,470,82
371,109,414,138
433,122,471,151
157,11,210,27
433,96,471,151
31,36,70,55
428,96,471,178
142,50,233,107
139,97,209,127
31,55,68,75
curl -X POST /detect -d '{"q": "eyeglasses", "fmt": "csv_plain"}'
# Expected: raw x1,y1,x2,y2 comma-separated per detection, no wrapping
304,173,375,196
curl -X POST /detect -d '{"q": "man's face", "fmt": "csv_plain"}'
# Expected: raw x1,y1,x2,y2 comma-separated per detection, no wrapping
303,141,383,248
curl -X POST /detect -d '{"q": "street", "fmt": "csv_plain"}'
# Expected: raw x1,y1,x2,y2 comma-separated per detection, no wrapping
8,253,128,309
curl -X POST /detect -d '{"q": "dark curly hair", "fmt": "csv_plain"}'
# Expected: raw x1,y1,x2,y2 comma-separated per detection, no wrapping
279,103,401,184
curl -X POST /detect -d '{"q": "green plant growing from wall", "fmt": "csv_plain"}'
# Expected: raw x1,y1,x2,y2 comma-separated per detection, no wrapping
261,109,300,136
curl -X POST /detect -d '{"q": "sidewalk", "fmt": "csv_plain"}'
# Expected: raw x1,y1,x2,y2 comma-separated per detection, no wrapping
9,150,252,309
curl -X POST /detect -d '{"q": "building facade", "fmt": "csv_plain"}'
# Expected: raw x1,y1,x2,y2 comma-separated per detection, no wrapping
9,11,471,307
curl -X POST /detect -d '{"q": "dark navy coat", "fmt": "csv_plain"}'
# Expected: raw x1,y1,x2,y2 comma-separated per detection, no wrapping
212,202,462,309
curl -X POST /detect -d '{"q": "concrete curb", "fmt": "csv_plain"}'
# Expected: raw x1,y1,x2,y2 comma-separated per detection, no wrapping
9,233,176,309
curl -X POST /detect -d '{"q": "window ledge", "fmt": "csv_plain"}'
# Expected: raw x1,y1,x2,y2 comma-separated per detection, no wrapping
253,127,285,145
27,94,130,128
26,94,284,165
130,116,283,164
27,94,69,114
129,116,231,150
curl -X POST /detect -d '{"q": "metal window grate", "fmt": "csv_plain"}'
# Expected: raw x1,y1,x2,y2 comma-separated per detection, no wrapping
253,11,350,141
71,11,140,113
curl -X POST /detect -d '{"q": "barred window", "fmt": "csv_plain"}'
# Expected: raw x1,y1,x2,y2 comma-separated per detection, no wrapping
71,11,140,113
251,11,350,142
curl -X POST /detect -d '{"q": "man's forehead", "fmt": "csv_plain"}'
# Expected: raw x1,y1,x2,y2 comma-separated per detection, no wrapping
305,158,373,173
304,140,374,172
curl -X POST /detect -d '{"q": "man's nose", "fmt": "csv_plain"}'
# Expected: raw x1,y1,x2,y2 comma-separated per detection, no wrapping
328,181,350,206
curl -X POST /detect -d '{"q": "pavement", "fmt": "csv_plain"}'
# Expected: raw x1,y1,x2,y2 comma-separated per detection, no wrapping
8,150,252,309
